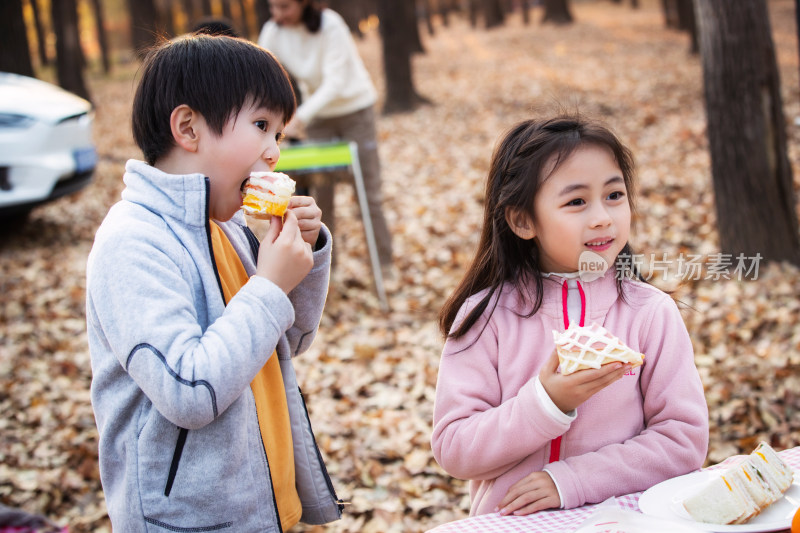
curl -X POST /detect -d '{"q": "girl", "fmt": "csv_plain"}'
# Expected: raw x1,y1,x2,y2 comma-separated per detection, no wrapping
431,115,709,517
258,0,393,269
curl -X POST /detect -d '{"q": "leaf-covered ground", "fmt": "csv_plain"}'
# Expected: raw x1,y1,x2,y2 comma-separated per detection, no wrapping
2,1,800,531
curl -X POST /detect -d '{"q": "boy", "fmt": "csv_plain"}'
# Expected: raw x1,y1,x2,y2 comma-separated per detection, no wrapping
86,35,342,532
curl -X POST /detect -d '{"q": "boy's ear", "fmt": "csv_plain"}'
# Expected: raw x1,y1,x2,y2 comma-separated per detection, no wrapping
170,104,201,153
505,207,536,240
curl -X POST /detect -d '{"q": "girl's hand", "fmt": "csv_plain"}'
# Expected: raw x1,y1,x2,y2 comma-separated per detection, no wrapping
540,349,631,413
288,196,322,247
255,210,313,293
496,471,560,516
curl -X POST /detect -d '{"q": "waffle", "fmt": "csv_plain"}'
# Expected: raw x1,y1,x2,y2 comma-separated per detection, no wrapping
552,322,644,375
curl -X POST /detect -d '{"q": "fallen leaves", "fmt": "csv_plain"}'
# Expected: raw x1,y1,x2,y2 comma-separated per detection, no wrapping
1,1,800,531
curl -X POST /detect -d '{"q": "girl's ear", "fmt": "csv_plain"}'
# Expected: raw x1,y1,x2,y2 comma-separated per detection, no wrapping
170,104,200,153
505,207,536,240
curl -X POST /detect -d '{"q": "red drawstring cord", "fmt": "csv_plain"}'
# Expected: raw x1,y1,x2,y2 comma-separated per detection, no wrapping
549,279,585,463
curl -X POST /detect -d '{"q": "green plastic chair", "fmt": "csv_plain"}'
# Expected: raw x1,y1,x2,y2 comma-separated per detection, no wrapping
275,140,387,310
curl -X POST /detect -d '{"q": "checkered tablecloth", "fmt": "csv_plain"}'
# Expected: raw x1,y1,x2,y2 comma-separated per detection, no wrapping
426,446,800,533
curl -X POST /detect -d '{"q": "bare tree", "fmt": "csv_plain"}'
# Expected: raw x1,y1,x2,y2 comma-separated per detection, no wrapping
378,0,427,113
221,0,234,22
521,0,531,25
28,0,50,67
88,0,111,73
156,0,177,37
677,0,697,53
482,0,505,28
542,0,573,25
1,0,35,77
128,0,160,57
181,0,200,29
200,0,213,17
422,0,436,36
695,0,800,267
235,0,253,38
254,0,271,29
52,0,91,100
406,0,425,53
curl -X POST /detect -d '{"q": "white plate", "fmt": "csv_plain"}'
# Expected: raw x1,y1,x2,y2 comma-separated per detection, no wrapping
638,470,800,532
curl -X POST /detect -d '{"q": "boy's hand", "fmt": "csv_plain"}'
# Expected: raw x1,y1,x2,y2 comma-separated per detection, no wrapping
288,196,322,247
540,350,630,413
255,210,313,293
497,471,560,516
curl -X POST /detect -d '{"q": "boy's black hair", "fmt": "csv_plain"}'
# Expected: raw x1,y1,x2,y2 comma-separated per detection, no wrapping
132,34,296,166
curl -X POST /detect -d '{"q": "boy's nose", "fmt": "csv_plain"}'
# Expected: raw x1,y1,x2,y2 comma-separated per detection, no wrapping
262,144,279,171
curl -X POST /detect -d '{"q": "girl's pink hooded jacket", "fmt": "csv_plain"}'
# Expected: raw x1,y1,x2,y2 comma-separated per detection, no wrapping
431,271,709,515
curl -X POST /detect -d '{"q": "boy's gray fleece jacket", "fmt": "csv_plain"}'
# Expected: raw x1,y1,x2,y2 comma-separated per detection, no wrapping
86,160,342,532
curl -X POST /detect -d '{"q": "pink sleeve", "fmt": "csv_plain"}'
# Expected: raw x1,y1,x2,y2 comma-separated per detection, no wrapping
546,294,709,508
431,304,570,481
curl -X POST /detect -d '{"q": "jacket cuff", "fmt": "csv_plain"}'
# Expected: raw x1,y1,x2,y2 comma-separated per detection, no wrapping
242,274,295,333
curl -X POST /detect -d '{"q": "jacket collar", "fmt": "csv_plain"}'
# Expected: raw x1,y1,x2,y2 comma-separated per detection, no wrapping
121,159,210,228
536,270,621,323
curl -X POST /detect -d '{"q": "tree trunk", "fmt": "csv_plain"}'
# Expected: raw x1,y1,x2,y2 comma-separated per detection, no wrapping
483,0,505,28
696,0,800,266
378,0,423,113
88,0,111,73
541,0,573,25
328,0,363,36
181,0,200,29
468,0,479,27
254,0,270,29
200,0,213,17
0,0,35,77
157,0,177,37
52,0,91,101
220,0,233,22
30,0,50,67
661,0,679,28
235,0,252,38
399,0,424,54
521,0,531,25
128,0,159,58
440,0,450,26
422,0,435,36
677,0,697,53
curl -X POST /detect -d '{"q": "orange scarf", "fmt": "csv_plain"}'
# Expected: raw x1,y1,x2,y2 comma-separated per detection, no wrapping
209,222,301,531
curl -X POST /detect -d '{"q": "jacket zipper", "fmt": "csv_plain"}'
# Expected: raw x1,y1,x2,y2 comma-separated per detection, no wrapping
163,180,223,499
298,387,345,512
549,278,587,463
164,427,188,497
205,189,282,529
256,421,284,533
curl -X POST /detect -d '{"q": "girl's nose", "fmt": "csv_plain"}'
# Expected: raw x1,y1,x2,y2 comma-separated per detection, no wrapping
589,205,613,228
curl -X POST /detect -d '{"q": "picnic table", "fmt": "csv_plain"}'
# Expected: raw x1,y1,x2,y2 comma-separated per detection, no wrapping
426,446,800,533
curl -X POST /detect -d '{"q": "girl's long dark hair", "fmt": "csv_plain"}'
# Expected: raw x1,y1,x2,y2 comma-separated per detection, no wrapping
438,115,638,340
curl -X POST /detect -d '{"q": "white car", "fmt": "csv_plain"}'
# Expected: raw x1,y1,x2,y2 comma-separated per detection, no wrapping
0,72,96,218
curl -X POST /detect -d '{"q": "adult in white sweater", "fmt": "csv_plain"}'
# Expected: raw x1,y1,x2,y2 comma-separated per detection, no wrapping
259,0,393,268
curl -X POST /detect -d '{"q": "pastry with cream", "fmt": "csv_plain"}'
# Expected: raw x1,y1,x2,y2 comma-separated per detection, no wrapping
552,322,644,375
241,171,295,218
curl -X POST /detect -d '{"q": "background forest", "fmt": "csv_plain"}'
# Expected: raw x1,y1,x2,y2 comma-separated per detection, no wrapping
2,0,800,532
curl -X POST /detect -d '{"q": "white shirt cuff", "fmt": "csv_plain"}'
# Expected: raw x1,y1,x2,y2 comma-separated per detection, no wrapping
535,376,577,424
542,468,565,509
